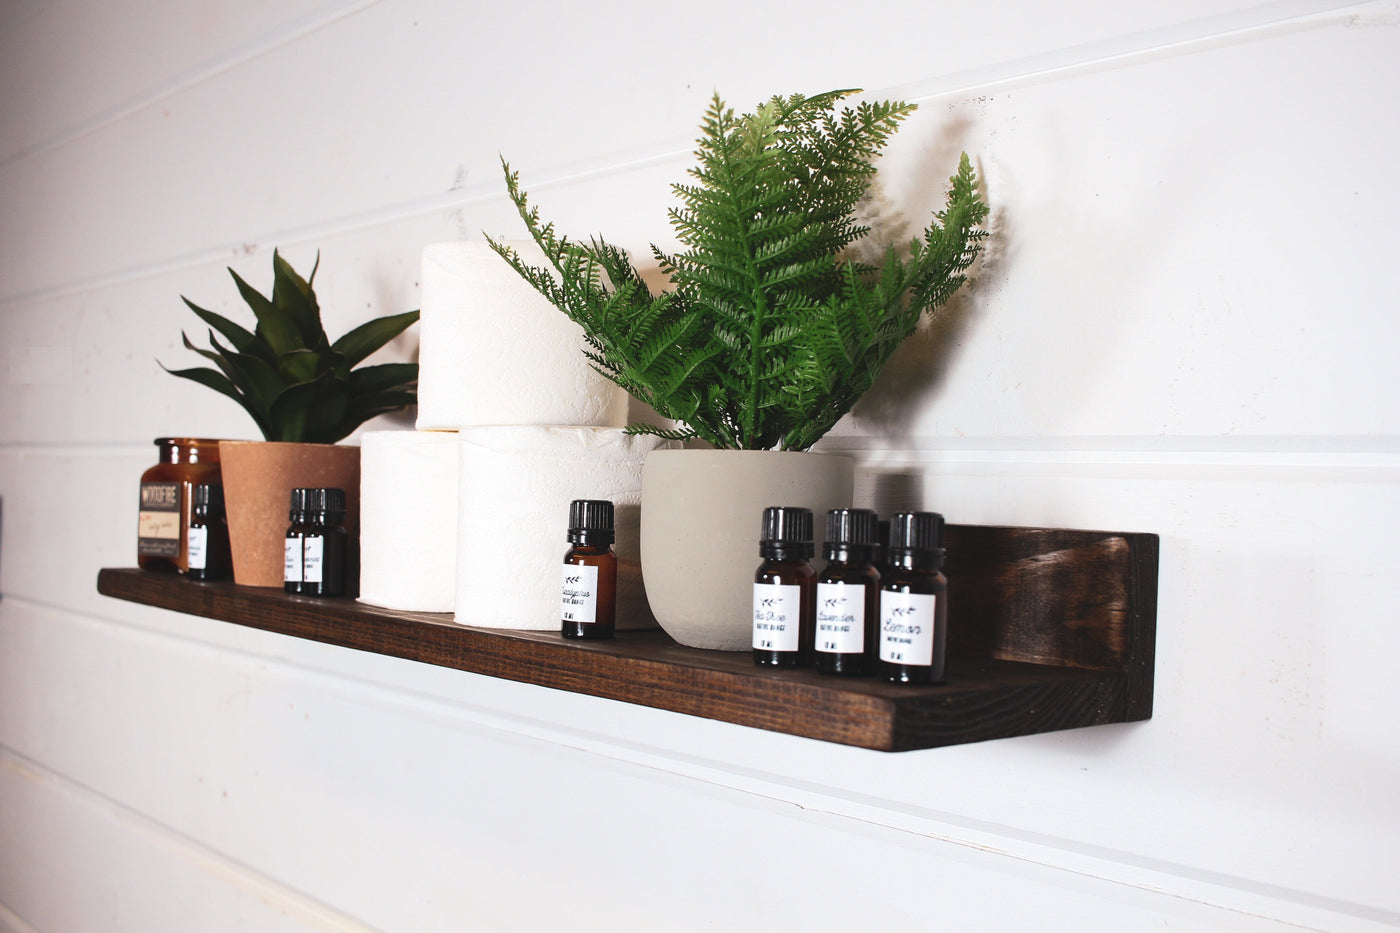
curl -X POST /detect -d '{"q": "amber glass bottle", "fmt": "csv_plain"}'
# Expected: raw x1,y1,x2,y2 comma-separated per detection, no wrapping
138,438,222,573
815,508,881,676
562,499,617,639
878,511,948,685
284,489,313,594
186,484,231,582
752,506,816,668
301,488,348,597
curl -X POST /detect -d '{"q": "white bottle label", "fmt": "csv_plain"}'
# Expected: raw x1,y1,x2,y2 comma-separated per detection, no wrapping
879,591,937,665
186,525,208,570
815,582,865,654
562,563,600,624
303,537,324,584
752,582,802,652
284,538,302,584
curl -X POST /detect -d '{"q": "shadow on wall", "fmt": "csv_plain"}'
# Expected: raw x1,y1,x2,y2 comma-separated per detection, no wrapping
849,107,1013,444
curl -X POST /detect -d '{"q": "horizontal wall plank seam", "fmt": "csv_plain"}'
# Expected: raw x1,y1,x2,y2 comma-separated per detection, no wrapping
0,898,41,933
0,747,382,932
0,0,1379,313
0,0,390,171
7,595,1397,928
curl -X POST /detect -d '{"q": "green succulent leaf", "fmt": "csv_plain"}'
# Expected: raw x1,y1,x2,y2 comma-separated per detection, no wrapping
270,249,325,349
331,310,420,367
348,362,418,396
229,267,303,357
268,370,350,444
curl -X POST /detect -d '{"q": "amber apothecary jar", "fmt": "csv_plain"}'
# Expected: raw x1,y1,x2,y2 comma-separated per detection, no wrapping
137,437,223,573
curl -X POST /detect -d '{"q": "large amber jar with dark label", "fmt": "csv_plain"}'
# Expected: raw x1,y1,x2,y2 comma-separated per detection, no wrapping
137,438,223,573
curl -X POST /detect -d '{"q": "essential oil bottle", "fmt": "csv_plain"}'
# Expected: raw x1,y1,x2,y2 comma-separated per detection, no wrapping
301,488,348,597
815,508,881,676
561,499,617,639
284,488,313,594
186,483,231,582
752,506,816,668
878,511,948,685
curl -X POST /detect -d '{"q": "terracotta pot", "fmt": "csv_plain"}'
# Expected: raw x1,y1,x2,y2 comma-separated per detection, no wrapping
640,448,853,651
219,441,361,589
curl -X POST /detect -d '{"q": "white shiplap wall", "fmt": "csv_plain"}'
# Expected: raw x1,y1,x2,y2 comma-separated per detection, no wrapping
3,1,1398,930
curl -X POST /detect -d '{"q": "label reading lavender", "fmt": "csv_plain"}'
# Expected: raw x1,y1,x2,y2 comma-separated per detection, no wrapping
879,591,937,665
561,564,599,624
186,525,208,570
815,581,865,654
752,582,801,652
137,482,181,557
284,539,302,584
303,537,324,584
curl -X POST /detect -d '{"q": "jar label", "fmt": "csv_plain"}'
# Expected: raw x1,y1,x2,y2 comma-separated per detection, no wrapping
816,582,865,654
137,482,181,557
187,525,207,570
303,537,324,584
561,563,599,624
879,591,937,665
284,538,302,584
753,582,801,652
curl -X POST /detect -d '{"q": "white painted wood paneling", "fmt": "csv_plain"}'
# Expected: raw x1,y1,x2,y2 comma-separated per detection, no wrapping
3,0,1399,929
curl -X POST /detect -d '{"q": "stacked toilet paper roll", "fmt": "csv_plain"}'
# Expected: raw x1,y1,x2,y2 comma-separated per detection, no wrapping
358,430,460,612
416,241,629,431
456,426,674,630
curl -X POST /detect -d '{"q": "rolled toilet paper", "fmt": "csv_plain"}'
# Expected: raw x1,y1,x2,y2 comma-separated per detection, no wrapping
416,241,629,430
358,430,460,612
455,426,674,630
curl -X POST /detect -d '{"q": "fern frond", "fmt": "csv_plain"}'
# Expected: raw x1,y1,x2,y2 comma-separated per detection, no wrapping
495,92,987,450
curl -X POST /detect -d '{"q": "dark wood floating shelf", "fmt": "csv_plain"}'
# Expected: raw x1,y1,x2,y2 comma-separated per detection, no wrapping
97,525,1157,752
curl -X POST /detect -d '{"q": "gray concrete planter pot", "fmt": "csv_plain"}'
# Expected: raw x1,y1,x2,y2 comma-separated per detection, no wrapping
640,448,854,650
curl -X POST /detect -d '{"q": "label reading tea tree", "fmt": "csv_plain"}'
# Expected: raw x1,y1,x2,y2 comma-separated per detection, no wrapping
752,582,801,652
186,525,208,570
815,581,865,654
137,482,181,557
879,591,937,665
562,564,599,624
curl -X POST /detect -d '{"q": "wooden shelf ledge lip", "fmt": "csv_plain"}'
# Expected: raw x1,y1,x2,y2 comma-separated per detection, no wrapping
97,523,1157,752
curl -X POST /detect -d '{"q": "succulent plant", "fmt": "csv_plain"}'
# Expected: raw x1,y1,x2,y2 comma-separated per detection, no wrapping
164,250,419,444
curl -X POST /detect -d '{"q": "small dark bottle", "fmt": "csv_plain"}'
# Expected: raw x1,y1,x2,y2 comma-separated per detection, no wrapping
186,484,231,582
878,511,948,685
301,488,348,597
561,499,617,639
875,519,891,576
284,488,313,594
815,508,881,676
752,506,816,668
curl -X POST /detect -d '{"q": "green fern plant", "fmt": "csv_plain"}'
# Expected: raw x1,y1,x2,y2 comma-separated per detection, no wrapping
490,88,988,451
163,250,419,443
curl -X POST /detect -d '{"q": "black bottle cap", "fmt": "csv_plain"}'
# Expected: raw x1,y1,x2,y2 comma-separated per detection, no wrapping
824,508,877,546
888,511,945,552
193,483,224,513
568,499,614,545
308,487,347,522
759,506,814,560
761,506,813,544
289,487,310,520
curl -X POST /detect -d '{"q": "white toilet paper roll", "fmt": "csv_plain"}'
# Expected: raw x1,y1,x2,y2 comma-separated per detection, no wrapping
416,241,629,430
358,430,460,612
455,426,674,630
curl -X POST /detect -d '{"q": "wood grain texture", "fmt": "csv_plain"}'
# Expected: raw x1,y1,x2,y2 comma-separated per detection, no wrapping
97,525,1156,751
